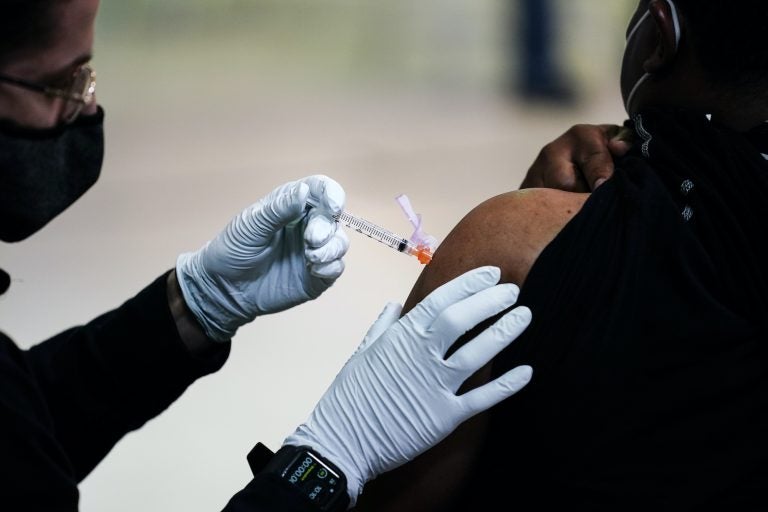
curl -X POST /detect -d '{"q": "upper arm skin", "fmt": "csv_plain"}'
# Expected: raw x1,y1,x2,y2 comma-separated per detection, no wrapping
353,188,587,512
405,188,588,310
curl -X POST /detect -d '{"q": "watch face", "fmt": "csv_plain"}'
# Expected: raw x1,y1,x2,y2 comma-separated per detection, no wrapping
283,451,344,509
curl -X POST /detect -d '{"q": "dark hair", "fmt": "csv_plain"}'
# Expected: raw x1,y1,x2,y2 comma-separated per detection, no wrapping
675,0,768,96
0,0,59,67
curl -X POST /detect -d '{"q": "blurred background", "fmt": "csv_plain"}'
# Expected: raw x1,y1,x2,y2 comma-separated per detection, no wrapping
3,0,635,510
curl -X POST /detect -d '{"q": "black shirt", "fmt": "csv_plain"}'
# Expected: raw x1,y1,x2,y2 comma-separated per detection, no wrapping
460,110,768,510
0,272,320,511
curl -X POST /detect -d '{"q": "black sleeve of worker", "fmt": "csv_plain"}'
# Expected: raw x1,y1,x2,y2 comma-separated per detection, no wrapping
23,271,231,481
222,475,321,512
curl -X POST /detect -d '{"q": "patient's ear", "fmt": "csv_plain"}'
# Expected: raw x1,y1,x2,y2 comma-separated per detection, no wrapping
643,0,681,74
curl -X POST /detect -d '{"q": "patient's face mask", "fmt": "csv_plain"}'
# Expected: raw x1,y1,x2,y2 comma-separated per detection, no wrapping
622,0,681,115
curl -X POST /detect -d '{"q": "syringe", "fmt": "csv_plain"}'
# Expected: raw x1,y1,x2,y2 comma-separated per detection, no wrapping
306,200,433,264
336,210,433,264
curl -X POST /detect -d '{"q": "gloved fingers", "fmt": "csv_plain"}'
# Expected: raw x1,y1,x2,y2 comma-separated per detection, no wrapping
408,266,502,325
305,211,338,248
305,209,348,280
458,365,533,419
446,306,531,383
358,302,403,353
308,258,345,280
302,175,345,215
249,181,310,240
306,224,349,265
305,223,348,280
429,283,520,356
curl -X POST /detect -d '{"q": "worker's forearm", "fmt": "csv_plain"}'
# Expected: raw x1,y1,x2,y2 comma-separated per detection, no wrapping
166,270,220,356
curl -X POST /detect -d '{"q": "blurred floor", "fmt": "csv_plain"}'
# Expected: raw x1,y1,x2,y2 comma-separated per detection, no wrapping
1,1,632,510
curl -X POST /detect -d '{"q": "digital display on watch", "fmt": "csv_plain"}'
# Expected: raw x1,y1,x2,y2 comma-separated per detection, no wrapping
281,450,344,509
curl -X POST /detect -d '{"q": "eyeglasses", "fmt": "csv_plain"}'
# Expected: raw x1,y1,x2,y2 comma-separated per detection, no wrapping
0,64,96,124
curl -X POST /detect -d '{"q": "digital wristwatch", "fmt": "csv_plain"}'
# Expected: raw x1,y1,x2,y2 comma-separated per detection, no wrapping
248,443,350,512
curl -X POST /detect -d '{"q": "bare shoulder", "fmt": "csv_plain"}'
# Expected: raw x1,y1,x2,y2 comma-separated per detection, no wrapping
404,188,588,311
355,188,589,512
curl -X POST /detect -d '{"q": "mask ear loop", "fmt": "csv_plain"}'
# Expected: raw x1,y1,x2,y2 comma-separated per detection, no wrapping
625,10,651,46
626,73,651,114
667,0,681,51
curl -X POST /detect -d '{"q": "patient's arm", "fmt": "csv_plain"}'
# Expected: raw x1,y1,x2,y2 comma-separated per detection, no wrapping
353,188,588,511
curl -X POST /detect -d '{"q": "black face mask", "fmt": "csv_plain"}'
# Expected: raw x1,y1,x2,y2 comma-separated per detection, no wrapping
0,107,104,242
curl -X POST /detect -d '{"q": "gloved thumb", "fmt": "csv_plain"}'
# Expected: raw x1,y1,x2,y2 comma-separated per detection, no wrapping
250,181,310,239
356,302,402,354
303,175,345,215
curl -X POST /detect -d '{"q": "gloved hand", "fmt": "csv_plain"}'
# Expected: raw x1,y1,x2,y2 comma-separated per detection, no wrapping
176,175,349,341
283,266,533,506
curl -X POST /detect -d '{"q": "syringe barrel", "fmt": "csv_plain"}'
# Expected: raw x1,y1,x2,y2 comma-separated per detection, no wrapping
335,210,410,252
305,201,433,264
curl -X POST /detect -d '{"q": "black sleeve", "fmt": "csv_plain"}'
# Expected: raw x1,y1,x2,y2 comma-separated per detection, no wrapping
23,271,230,481
223,475,324,512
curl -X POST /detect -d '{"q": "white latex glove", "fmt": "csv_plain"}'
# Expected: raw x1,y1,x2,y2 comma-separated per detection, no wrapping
176,175,349,341
283,266,533,506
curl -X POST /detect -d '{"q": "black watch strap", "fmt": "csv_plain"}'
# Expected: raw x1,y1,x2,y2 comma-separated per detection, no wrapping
248,443,350,512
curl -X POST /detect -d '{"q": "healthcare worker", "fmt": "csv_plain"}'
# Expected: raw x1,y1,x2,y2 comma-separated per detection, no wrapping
0,0,534,510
